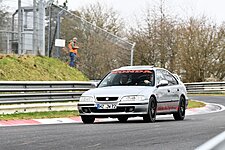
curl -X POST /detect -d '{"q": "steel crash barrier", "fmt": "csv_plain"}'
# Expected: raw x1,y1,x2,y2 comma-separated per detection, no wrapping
0,81,96,104
185,82,225,94
0,81,96,114
0,81,224,114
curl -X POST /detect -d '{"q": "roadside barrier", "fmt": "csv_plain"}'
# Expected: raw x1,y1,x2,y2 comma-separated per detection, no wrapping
0,81,224,103
0,81,96,114
0,81,224,114
0,81,95,104
185,82,225,94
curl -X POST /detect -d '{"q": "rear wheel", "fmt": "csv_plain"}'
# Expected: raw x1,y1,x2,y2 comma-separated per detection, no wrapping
143,97,157,123
118,116,128,123
173,96,186,120
81,116,95,124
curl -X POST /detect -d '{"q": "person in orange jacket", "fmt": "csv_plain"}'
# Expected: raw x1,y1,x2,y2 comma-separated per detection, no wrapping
68,37,79,67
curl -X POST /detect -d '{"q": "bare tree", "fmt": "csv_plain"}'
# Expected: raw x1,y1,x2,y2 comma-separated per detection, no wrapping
60,2,128,79
0,2,10,30
80,2,124,35
177,17,225,82
129,1,178,70
0,2,10,53
59,1,224,82
129,3,225,82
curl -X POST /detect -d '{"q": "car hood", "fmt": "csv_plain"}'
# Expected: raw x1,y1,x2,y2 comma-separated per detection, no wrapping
82,86,154,97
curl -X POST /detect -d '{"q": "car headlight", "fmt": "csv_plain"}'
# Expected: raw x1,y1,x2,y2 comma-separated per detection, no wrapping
79,96,95,102
121,95,146,101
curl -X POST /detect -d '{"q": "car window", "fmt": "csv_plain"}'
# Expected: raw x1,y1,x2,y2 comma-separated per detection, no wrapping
156,70,165,85
161,70,178,85
98,70,155,87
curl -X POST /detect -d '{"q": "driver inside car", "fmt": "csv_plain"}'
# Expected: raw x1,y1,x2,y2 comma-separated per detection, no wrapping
138,74,153,86
119,74,130,85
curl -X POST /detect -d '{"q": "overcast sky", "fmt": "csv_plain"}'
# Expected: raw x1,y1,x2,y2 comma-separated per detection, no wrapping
57,0,225,26
3,0,225,26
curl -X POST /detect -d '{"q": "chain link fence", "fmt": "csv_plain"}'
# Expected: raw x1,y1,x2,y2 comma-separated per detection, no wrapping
46,5,135,78
1,0,135,79
0,0,45,55
0,31,16,54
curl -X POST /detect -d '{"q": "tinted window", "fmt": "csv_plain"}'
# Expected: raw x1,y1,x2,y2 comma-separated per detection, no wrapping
98,70,155,87
161,70,178,85
156,70,165,85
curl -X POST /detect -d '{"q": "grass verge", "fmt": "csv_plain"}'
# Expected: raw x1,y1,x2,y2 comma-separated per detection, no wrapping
188,100,206,109
0,55,88,81
0,100,205,121
0,110,79,121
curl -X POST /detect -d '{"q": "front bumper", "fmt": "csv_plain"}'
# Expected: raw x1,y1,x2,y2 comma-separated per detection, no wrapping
78,101,149,117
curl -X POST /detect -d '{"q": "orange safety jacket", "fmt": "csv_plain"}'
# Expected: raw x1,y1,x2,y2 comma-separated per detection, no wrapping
68,41,78,55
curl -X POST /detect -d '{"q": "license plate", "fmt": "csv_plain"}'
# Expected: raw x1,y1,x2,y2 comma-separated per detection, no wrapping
97,104,117,109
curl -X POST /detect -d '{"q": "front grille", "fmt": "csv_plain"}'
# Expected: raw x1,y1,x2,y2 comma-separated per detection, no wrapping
90,107,125,113
89,107,135,113
96,97,118,101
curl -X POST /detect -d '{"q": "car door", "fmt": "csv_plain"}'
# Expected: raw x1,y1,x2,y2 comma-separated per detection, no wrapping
155,69,171,112
169,74,180,102
161,69,180,111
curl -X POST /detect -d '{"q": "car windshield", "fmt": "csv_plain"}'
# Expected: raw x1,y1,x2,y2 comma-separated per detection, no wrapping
98,70,155,87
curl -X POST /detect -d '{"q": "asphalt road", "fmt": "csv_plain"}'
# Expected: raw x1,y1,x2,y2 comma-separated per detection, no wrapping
0,96,225,150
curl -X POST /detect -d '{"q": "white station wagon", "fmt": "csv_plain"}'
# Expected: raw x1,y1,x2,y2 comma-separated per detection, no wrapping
78,66,188,124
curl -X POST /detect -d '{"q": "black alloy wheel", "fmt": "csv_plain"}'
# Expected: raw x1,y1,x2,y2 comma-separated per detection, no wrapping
143,96,157,123
173,96,186,120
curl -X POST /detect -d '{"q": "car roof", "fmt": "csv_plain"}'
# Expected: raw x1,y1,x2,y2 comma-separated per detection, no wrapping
113,65,155,71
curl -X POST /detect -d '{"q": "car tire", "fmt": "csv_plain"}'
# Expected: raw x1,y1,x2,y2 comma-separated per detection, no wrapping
81,116,95,124
118,116,128,123
173,96,186,120
143,96,157,123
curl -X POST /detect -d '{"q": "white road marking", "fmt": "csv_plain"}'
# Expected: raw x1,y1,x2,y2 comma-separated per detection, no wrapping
195,130,225,150
0,102,224,127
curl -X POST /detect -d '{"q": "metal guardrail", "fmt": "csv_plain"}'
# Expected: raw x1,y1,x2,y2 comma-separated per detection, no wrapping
184,82,225,94
0,81,224,114
0,81,95,104
0,81,224,104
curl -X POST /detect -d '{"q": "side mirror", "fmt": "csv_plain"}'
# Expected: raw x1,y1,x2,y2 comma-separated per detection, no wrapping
91,82,99,88
156,80,168,88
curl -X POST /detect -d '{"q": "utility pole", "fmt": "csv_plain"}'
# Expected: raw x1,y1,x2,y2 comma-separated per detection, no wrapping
38,0,46,56
130,42,136,66
56,10,64,58
33,0,37,55
18,0,22,54
56,1,68,57
47,2,52,57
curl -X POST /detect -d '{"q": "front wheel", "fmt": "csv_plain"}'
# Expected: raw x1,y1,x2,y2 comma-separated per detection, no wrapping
143,97,157,123
81,116,95,124
173,96,186,120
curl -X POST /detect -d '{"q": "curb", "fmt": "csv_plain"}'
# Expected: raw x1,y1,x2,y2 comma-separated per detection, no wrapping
186,102,225,115
0,102,224,127
0,117,81,127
